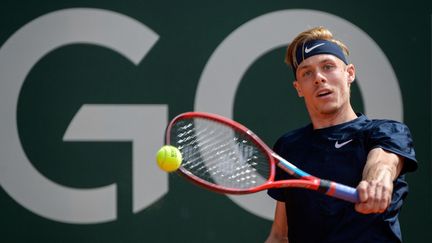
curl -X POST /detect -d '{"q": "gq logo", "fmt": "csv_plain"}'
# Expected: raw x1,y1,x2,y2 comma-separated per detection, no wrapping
0,8,403,224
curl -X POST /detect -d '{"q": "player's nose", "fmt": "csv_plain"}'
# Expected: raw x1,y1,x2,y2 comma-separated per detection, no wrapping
314,71,327,85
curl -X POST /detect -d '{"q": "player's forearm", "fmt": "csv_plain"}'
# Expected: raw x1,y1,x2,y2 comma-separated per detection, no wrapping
265,225,288,243
265,234,288,243
362,147,404,181
265,201,288,243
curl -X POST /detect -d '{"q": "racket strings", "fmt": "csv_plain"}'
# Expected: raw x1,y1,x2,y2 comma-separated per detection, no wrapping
170,118,270,189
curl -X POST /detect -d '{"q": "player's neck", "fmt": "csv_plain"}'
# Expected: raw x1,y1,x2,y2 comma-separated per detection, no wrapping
310,106,357,129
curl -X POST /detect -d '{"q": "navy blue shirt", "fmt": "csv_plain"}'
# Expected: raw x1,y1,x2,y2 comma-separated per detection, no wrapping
267,114,417,243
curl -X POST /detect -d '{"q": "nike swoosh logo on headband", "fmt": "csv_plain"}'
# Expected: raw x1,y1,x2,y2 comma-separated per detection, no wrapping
304,43,325,53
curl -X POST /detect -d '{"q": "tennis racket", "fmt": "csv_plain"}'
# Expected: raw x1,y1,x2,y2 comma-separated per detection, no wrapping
166,111,359,203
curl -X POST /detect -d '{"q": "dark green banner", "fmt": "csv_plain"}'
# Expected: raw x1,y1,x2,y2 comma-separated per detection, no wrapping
1,1,430,242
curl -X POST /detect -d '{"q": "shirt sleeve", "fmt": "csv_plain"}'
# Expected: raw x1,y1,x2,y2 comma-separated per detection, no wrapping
267,137,290,201
267,168,288,201
368,120,418,173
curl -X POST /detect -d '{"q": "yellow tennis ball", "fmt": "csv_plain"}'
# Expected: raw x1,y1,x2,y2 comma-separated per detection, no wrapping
156,145,182,172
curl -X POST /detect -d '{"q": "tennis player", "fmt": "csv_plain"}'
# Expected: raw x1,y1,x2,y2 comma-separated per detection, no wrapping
265,27,417,243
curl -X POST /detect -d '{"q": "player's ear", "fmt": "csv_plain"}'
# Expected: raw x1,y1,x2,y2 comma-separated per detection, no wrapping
293,81,303,97
346,64,356,84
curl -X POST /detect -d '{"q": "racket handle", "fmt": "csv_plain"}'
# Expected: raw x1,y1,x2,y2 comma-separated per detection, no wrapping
331,182,360,203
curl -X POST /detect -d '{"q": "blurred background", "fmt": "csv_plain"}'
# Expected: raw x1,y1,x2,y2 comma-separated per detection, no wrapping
0,1,430,242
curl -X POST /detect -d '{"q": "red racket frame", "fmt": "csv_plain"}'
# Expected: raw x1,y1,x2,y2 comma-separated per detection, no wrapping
165,112,359,203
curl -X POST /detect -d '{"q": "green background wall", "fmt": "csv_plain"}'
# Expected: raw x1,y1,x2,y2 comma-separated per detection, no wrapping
1,1,430,242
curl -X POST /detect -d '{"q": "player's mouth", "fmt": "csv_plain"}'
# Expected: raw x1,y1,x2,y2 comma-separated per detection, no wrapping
316,89,333,98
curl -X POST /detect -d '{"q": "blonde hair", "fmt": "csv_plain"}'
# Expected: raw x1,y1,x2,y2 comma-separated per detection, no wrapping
285,27,350,69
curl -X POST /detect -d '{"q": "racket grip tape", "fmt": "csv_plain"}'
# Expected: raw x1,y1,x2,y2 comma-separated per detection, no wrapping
319,179,360,203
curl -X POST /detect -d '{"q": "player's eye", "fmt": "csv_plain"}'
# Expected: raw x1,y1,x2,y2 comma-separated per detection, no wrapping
301,70,312,77
323,64,333,70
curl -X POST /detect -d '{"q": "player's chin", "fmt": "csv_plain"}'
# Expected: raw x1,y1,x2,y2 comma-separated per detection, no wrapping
317,105,340,115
